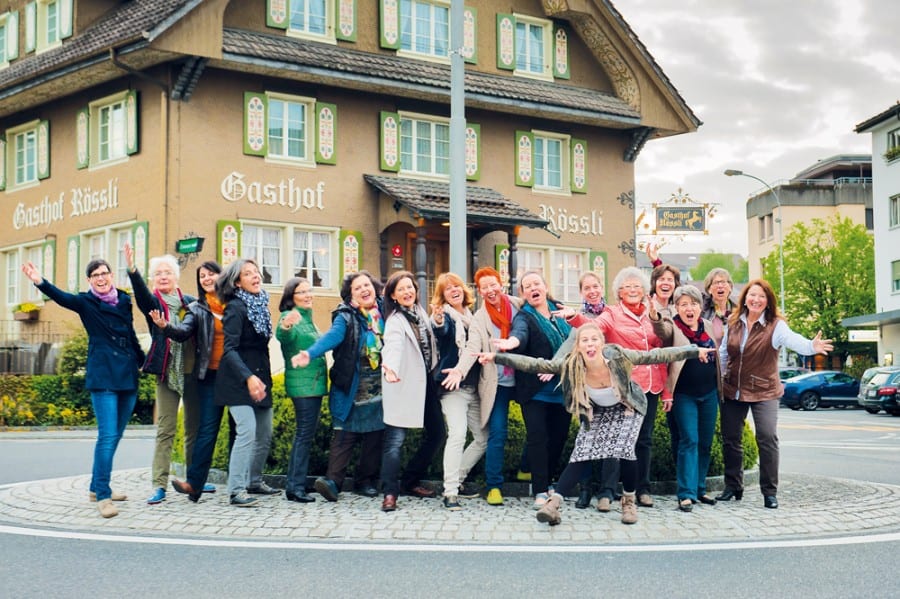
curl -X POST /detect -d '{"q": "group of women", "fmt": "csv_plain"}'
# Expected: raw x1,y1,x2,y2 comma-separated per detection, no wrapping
22,244,832,523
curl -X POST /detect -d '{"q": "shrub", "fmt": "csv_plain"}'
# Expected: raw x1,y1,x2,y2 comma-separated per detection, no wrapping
844,354,877,381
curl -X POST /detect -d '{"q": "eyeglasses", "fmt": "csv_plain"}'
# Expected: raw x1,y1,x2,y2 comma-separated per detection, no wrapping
294,289,312,296
89,271,112,280
711,280,731,287
154,270,175,278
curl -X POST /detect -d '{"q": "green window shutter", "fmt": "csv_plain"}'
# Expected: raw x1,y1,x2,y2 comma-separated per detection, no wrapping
75,107,89,169
380,111,400,172
340,230,363,279
60,0,73,38
465,123,480,181
553,24,570,79
66,235,81,292
336,0,357,42
588,251,608,293
41,237,56,294
24,2,35,53
37,120,50,180
496,13,515,70
7,12,19,60
315,102,337,165
131,221,149,275
495,244,510,290
514,130,534,187
243,91,268,156
0,136,5,191
266,0,288,30
125,90,139,155
570,138,587,193
217,220,242,266
379,0,400,49
462,7,477,64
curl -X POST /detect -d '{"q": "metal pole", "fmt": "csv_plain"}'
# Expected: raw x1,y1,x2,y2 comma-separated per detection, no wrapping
448,0,467,276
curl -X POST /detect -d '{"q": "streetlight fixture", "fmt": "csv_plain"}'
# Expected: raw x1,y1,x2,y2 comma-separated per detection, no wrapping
724,169,787,365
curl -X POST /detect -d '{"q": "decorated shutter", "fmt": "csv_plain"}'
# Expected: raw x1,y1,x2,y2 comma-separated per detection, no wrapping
336,0,356,42
60,0,73,39
6,11,19,60
379,0,400,49
266,0,288,30
66,235,80,292
0,136,6,191
41,237,56,295
217,220,241,267
340,230,362,279
462,7,477,64
496,13,515,70
514,130,534,187
315,102,337,165
125,90,139,155
553,24,570,79
588,251,608,293
75,107,89,169
24,2,35,53
495,244,510,290
570,138,587,193
243,91,267,156
36,120,50,180
379,111,400,172
131,221,149,275
464,123,480,181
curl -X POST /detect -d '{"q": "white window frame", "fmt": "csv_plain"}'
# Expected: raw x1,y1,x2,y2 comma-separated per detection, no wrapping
890,195,900,229
76,223,135,291
266,92,314,167
513,14,552,81
287,0,335,43
515,246,546,286
240,221,339,293
399,112,450,179
398,0,450,62
6,120,40,191
532,130,568,193
89,91,129,168
551,248,587,304
892,260,900,294
0,13,9,66
36,0,61,53
888,128,900,152
2,242,45,310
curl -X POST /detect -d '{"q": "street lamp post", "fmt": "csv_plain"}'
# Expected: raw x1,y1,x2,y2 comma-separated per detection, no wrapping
724,169,787,365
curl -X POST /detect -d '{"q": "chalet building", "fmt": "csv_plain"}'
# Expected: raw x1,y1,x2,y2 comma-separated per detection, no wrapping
0,0,698,343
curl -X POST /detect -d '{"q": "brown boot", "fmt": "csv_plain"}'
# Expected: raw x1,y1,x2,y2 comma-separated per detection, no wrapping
97,499,118,518
89,490,127,502
621,492,638,525
536,494,562,526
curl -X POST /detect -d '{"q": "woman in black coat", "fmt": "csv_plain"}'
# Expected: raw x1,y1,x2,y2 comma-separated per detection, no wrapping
215,258,279,506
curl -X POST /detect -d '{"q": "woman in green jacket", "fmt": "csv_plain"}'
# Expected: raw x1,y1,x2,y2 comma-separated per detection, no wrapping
276,277,327,503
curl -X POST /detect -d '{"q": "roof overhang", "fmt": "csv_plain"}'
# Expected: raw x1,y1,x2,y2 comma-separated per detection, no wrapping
842,309,900,328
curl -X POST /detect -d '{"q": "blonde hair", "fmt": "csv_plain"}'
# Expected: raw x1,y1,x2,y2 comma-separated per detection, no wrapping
430,272,474,310
560,322,606,421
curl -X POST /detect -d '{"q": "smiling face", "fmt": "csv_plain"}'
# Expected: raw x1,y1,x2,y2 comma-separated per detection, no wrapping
744,284,768,317
198,267,219,294
576,325,605,362
442,281,465,310
293,280,313,309
391,276,418,308
675,294,701,329
87,265,114,295
520,273,548,309
478,275,503,308
580,274,604,305
153,264,177,294
617,277,645,306
654,271,676,302
236,262,262,294
349,274,377,309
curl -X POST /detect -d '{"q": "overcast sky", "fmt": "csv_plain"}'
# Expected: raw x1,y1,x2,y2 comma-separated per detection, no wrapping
619,0,900,258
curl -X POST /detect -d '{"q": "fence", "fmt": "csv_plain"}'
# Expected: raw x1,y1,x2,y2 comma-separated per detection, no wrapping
0,320,68,375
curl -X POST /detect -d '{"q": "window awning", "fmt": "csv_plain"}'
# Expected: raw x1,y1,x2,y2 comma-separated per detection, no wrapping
364,174,549,229
842,309,900,328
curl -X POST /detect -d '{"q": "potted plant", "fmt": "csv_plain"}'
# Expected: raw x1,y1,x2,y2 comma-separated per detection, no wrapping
884,146,900,162
12,302,41,321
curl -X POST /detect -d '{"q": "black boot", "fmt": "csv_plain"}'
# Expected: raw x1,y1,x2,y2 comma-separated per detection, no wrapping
575,486,592,509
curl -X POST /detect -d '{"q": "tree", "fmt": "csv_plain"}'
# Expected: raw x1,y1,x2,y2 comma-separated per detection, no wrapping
761,215,875,359
689,252,748,283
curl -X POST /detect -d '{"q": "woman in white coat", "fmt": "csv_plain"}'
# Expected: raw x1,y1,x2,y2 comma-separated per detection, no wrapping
379,271,446,512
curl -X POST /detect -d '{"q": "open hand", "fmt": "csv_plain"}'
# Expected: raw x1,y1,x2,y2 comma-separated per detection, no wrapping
149,309,168,329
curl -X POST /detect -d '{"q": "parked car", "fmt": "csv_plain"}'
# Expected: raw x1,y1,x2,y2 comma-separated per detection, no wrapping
779,366,810,381
780,370,860,410
857,366,900,415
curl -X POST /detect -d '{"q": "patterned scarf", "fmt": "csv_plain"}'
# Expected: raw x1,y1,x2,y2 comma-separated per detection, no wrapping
485,293,513,339
90,286,119,306
399,304,434,367
582,299,606,316
157,290,185,395
359,304,384,370
235,288,272,338
673,315,715,350
522,302,570,353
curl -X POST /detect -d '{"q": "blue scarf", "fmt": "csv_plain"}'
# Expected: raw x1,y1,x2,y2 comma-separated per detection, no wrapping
522,303,570,353
582,299,606,316
235,288,272,339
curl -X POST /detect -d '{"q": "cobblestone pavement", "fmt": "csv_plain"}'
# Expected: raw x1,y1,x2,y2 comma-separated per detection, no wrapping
2,467,899,545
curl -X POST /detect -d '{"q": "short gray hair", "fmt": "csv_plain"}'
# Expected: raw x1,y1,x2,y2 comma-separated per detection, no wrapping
611,266,649,299
673,285,703,305
148,254,180,282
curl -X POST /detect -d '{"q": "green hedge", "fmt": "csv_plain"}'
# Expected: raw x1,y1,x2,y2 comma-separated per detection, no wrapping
173,374,758,485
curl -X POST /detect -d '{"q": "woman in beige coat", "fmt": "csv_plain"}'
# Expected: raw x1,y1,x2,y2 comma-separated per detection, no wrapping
379,271,445,511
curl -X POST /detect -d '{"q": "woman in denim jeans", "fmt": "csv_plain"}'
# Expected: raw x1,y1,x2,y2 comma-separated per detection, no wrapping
276,277,327,503
22,259,145,518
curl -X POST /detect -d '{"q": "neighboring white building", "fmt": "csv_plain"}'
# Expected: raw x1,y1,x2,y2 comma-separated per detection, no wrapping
844,103,900,367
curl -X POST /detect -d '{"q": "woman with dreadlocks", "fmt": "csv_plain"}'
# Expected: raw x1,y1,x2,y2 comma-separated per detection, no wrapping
480,322,710,525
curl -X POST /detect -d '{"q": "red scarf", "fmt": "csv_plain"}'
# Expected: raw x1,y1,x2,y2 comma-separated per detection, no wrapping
485,294,513,338
623,301,646,318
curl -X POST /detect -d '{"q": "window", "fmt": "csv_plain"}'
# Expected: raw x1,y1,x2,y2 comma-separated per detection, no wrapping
514,130,585,193
515,247,545,282
888,128,900,153
243,92,336,165
0,10,16,66
515,17,548,77
758,216,766,242
44,0,59,46
268,97,308,161
496,14,567,80
400,114,449,177
70,223,139,291
34,0,70,53
534,134,563,190
552,249,584,304
98,99,127,163
399,0,449,58
14,128,37,186
241,222,337,290
891,195,900,229
290,0,328,37
78,91,139,170
4,120,49,190
893,260,900,294
758,213,773,241
2,243,45,309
